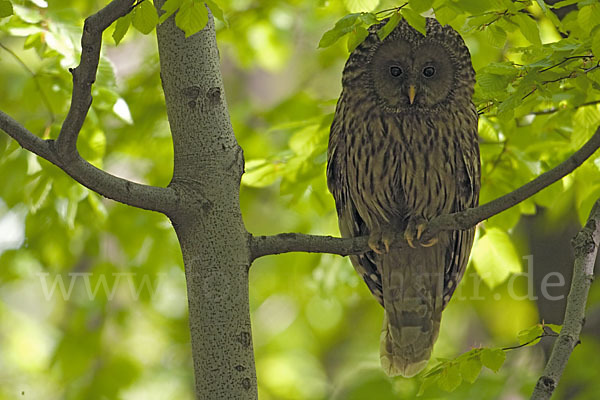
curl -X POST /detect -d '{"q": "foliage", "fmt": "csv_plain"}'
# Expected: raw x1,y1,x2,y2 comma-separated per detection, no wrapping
0,0,599,399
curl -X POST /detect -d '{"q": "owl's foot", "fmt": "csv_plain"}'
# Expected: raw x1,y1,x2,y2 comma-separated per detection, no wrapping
368,229,395,254
404,216,438,248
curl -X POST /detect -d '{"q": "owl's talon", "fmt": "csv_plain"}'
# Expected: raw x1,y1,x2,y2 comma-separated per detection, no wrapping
403,229,416,249
405,216,436,248
416,224,426,240
368,233,386,254
420,238,438,247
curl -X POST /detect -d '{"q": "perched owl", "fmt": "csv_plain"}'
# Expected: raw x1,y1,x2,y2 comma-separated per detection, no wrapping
327,18,480,377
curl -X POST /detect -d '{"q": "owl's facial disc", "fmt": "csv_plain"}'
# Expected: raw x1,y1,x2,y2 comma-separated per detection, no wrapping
370,39,456,111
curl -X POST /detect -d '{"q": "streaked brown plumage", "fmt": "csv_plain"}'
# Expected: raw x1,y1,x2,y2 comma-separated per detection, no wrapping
327,18,480,377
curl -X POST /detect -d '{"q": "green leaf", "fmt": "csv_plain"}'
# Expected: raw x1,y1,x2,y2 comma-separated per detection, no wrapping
485,25,507,48
455,0,496,14
343,0,379,13
437,365,462,392
549,0,578,8
113,13,131,45
0,0,13,18
482,62,519,77
459,356,482,384
471,227,522,289
517,324,544,345
478,117,499,142
477,73,508,94
241,160,279,187
205,0,226,25
545,324,562,334
132,0,159,35
159,0,183,23
347,25,369,52
175,0,209,37
480,348,506,372
409,0,433,13
577,3,600,34
319,14,361,48
359,12,378,25
535,0,547,12
592,29,600,60
513,13,541,46
377,11,401,41
401,8,427,35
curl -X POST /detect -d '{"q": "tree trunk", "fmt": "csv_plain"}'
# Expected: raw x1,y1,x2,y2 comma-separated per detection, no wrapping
155,3,257,398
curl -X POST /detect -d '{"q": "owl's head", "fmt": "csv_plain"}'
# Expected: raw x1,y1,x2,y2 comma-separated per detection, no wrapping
344,18,475,113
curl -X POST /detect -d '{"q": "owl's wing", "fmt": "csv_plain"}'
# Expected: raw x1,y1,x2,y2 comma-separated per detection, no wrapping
442,124,481,307
327,99,384,305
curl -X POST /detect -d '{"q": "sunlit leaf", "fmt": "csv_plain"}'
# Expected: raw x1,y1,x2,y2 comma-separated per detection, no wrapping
205,0,226,25
401,7,426,35
132,0,159,35
592,29,600,59
472,228,522,289
409,0,433,13
517,324,544,346
175,0,209,37
347,25,369,52
480,348,506,372
437,365,462,392
577,3,600,34
319,13,361,48
512,13,541,46
459,356,482,384
377,11,401,41
113,13,131,45
159,0,183,23
344,0,379,13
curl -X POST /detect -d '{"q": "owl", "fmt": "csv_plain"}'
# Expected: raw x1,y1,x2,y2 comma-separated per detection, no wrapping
327,18,480,377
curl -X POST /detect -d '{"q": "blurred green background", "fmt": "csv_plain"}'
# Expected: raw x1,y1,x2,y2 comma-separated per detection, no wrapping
1,0,599,399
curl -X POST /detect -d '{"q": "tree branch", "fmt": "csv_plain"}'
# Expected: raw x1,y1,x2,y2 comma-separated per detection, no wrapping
55,0,134,158
0,0,178,214
530,198,600,400
250,125,600,261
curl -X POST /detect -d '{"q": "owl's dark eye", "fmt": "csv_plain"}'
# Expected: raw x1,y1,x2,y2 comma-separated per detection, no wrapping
422,66,436,77
389,66,403,77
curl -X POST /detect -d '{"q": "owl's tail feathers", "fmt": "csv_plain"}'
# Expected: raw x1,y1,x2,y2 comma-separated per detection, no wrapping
379,312,440,378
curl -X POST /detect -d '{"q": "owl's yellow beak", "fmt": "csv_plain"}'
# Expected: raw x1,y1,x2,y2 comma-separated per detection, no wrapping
408,85,416,105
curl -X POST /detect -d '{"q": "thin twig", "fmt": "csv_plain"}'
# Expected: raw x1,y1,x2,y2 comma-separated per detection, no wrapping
250,126,600,260
539,55,590,73
502,327,559,351
530,199,600,400
529,100,600,116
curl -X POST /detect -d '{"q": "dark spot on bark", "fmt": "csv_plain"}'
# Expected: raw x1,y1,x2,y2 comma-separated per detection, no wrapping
542,376,555,390
188,100,196,108
238,331,251,347
235,364,245,371
242,378,252,390
201,199,213,213
183,85,201,99
207,87,221,105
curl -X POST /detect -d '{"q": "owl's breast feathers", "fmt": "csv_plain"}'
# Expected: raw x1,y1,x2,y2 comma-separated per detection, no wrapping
331,93,479,227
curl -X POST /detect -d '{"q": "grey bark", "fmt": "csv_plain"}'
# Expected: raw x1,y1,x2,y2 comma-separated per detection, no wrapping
530,200,600,399
154,2,256,398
